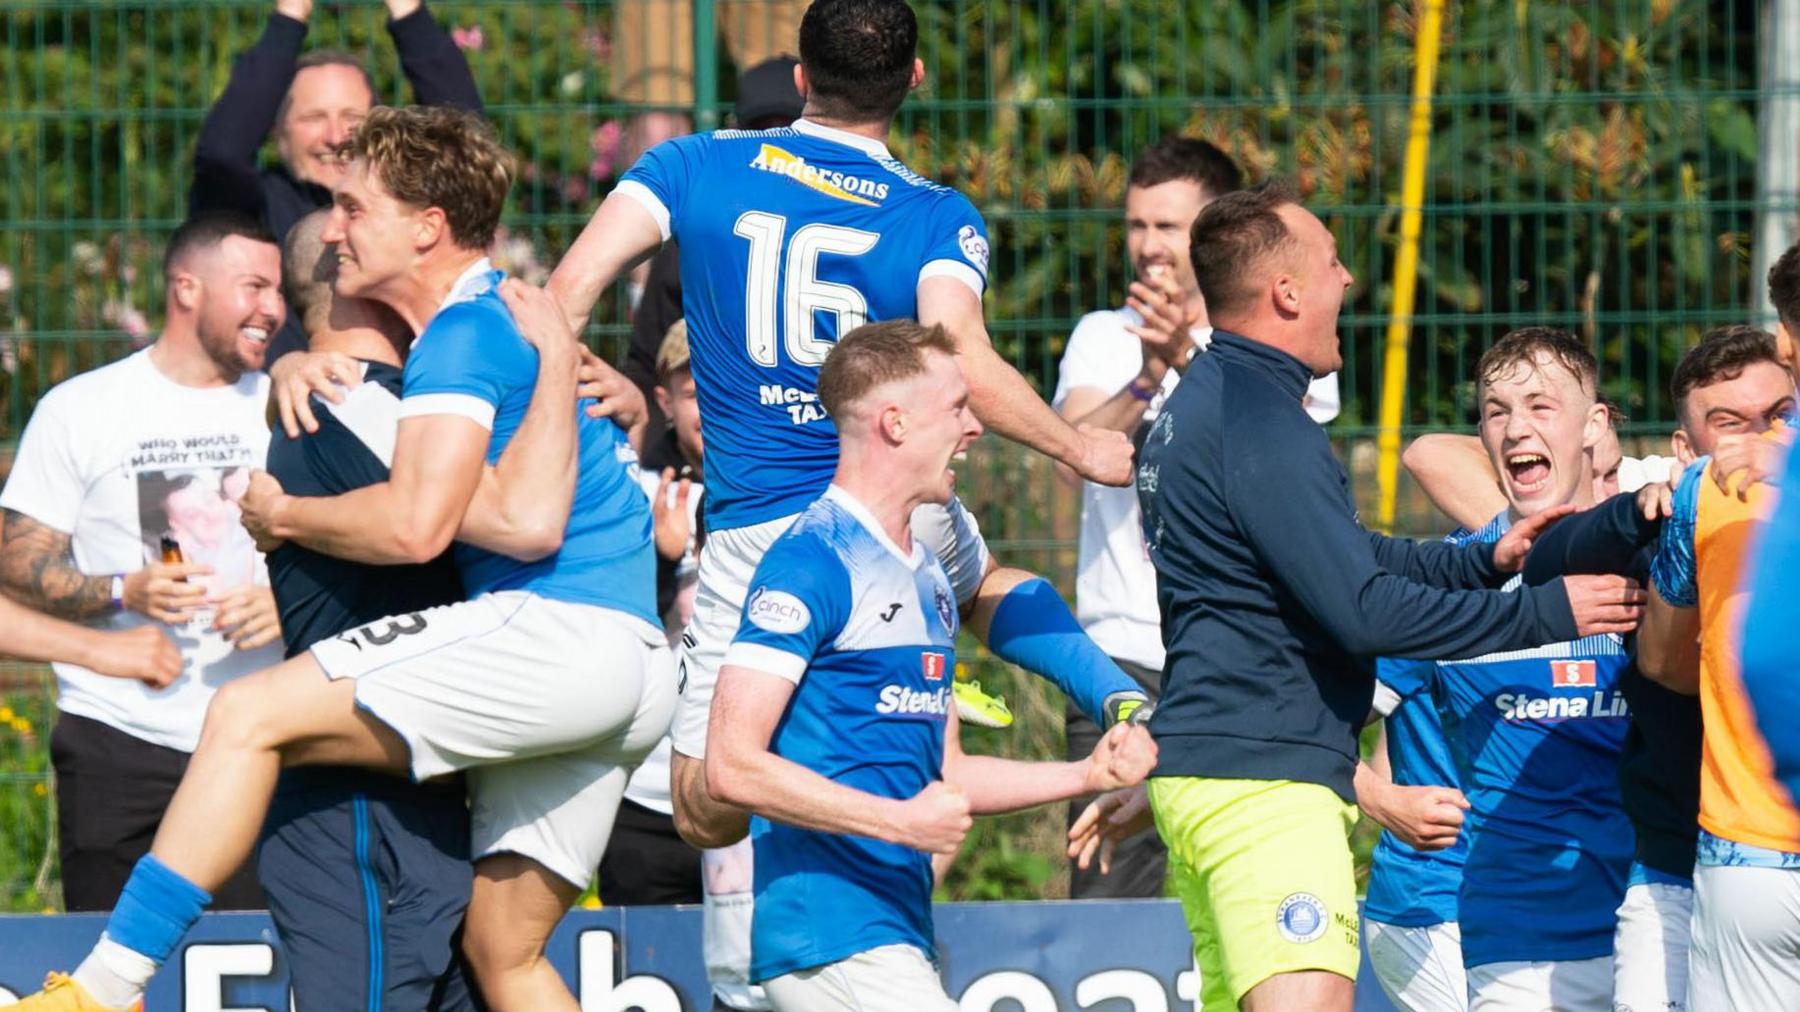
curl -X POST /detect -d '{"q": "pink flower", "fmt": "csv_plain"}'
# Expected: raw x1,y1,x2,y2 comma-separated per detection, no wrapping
451,25,485,51
585,28,611,62
589,120,623,180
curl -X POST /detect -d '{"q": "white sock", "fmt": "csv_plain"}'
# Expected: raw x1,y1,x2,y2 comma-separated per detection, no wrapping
72,934,157,1009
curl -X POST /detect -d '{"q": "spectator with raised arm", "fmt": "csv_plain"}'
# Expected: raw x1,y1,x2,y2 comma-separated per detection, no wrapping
190,0,483,363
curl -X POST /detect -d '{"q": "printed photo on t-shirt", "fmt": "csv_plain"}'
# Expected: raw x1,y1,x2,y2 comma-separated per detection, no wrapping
135,466,260,597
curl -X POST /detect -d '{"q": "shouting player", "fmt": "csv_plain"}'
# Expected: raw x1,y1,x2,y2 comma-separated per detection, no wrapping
549,7,1148,1007
1073,188,1642,1012
548,0,1142,854
1366,329,1643,1011
18,107,669,1012
706,321,1157,1011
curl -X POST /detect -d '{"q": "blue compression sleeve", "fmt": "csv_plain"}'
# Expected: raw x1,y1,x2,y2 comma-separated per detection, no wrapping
985,577,1145,723
105,854,211,962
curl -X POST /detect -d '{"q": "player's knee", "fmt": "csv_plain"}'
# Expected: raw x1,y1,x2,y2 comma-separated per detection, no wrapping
196,679,277,753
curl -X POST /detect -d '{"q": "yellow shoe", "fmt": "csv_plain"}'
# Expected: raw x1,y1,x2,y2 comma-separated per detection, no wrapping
11,973,138,1011
953,679,1013,728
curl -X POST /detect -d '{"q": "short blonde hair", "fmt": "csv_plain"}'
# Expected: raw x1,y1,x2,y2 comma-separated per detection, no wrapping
816,319,955,417
343,105,514,250
655,318,691,384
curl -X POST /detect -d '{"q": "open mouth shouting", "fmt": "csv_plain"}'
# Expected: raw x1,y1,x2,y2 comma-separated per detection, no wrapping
1505,451,1552,495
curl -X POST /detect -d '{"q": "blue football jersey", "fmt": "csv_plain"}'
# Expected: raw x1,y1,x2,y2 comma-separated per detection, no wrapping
617,119,990,530
722,486,961,982
1428,513,1634,968
401,262,656,624
1743,439,1800,811
1363,653,1468,930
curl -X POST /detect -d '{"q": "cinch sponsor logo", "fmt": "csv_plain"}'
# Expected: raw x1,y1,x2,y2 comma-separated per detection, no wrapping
876,684,950,717
749,144,891,205
922,652,946,682
1550,659,1597,687
1495,689,1629,722
747,587,810,634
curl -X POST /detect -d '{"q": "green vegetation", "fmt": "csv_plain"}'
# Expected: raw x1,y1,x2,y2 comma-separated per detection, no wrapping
0,0,1766,908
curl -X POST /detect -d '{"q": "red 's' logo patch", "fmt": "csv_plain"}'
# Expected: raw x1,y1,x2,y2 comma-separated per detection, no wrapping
1550,660,1597,688
922,652,947,682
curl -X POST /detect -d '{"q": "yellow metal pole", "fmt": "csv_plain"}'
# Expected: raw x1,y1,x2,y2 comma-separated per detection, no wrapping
1375,0,1448,532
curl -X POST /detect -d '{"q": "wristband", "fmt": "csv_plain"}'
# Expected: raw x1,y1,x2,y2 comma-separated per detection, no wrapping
110,574,126,612
1127,379,1158,403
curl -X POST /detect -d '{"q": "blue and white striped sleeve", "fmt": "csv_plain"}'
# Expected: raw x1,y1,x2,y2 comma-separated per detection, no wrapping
916,193,989,297
400,302,528,432
724,533,852,684
615,133,710,242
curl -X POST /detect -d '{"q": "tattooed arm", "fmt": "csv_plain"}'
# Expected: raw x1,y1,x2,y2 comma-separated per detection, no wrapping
0,510,208,623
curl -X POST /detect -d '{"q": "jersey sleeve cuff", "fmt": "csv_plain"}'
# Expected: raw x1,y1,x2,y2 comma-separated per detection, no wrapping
1370,680,1403,719
723,642,809,684
398,392,497,431
614,180,672,242
918,259,986,297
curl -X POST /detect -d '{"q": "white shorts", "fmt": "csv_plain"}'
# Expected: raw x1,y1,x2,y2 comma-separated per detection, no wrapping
1688,863,1800,1009
670,496,988,760
763,944,956,1012
1365,919,1467,1012
1612,879,1693,1012
1466,955,1612,1011
311,591,677,886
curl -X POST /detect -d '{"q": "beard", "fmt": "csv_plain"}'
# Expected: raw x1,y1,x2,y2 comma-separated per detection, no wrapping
194,314,260,381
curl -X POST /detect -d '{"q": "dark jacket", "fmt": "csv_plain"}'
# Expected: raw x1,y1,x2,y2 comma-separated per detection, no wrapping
189,6,483,361
624,242,685,445
1522,489,1702,878
1137,330,1581,800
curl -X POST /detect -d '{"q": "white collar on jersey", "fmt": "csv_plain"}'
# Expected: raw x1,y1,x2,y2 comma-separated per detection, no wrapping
411,257,497,349
792,117,892,161
824,484,923,569
438,257,496,313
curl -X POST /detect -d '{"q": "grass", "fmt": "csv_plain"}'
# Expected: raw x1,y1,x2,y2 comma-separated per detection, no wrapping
0,667,58,912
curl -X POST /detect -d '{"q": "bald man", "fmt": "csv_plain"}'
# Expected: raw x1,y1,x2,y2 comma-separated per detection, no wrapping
1073,182,1643,1012
254,208,481,1012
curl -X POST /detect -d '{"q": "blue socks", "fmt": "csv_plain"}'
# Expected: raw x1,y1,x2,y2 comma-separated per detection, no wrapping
985,577,1142,723
106,854,211,963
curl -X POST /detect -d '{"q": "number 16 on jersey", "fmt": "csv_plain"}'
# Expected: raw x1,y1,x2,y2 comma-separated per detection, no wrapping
734,211,879,369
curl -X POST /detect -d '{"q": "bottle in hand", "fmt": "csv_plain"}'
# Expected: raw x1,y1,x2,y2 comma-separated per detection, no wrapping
160,532,185,567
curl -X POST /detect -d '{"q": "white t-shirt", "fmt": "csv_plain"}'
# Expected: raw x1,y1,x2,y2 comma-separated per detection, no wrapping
1619,454,1675,493
0,349,281,752
624,467,703,815
1051,309,1340,669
